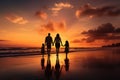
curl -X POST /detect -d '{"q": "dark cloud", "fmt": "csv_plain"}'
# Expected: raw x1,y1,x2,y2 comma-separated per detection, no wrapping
35,11,47,20
76,3,120,18
0,40,9,42
81,23,120,43
41,21,55,31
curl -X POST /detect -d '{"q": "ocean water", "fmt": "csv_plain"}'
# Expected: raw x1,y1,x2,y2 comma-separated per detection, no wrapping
0,47,102,57
0,47,120,80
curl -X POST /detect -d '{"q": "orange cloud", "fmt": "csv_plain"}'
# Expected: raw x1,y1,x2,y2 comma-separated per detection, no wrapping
35,11,47,20
71,39,82,43
6,14,28,24
51,2,73,16
37,20,66,34
57,21,66,29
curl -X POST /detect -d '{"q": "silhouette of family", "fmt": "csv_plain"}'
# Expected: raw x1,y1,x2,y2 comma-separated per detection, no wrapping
41,51,69,80
41,33,69,56
41,33,70,80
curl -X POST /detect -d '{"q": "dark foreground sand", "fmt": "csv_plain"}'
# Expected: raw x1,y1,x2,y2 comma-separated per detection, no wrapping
0,47,120,80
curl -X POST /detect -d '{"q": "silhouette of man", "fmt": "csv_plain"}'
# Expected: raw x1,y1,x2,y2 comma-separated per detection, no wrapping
45,33,53,55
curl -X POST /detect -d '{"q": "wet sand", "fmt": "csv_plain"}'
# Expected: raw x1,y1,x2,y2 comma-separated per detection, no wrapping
0,47,120,80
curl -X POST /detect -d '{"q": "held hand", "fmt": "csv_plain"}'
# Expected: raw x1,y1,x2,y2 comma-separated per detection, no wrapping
52,43,54,46
61,44,64,46
45,43,47,46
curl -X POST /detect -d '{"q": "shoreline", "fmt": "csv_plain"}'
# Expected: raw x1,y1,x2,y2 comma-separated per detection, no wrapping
0,47,119,58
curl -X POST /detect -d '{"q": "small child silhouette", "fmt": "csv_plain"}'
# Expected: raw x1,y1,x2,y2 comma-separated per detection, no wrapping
64,40,69,54
41,43,45,56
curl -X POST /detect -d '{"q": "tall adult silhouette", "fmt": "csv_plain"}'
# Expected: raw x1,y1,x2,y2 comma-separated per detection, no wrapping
45,33,53,56
54,33,63,56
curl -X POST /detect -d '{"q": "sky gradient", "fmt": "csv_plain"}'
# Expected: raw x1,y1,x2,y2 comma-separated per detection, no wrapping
0,0,120,47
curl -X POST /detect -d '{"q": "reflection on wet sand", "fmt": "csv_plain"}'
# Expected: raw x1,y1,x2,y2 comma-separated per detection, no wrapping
0,47,120,80
64,53,69,71
41,56,45,70
44,56,53,80
54,55,63,80
41,52,70,80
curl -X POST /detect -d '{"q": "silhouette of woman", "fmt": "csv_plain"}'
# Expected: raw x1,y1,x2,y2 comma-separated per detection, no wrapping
54,33,63,56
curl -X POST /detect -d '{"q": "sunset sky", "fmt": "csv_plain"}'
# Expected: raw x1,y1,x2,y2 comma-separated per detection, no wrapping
0,0,120,47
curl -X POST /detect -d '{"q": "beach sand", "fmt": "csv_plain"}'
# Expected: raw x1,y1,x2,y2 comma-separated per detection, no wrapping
0,47,120,80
